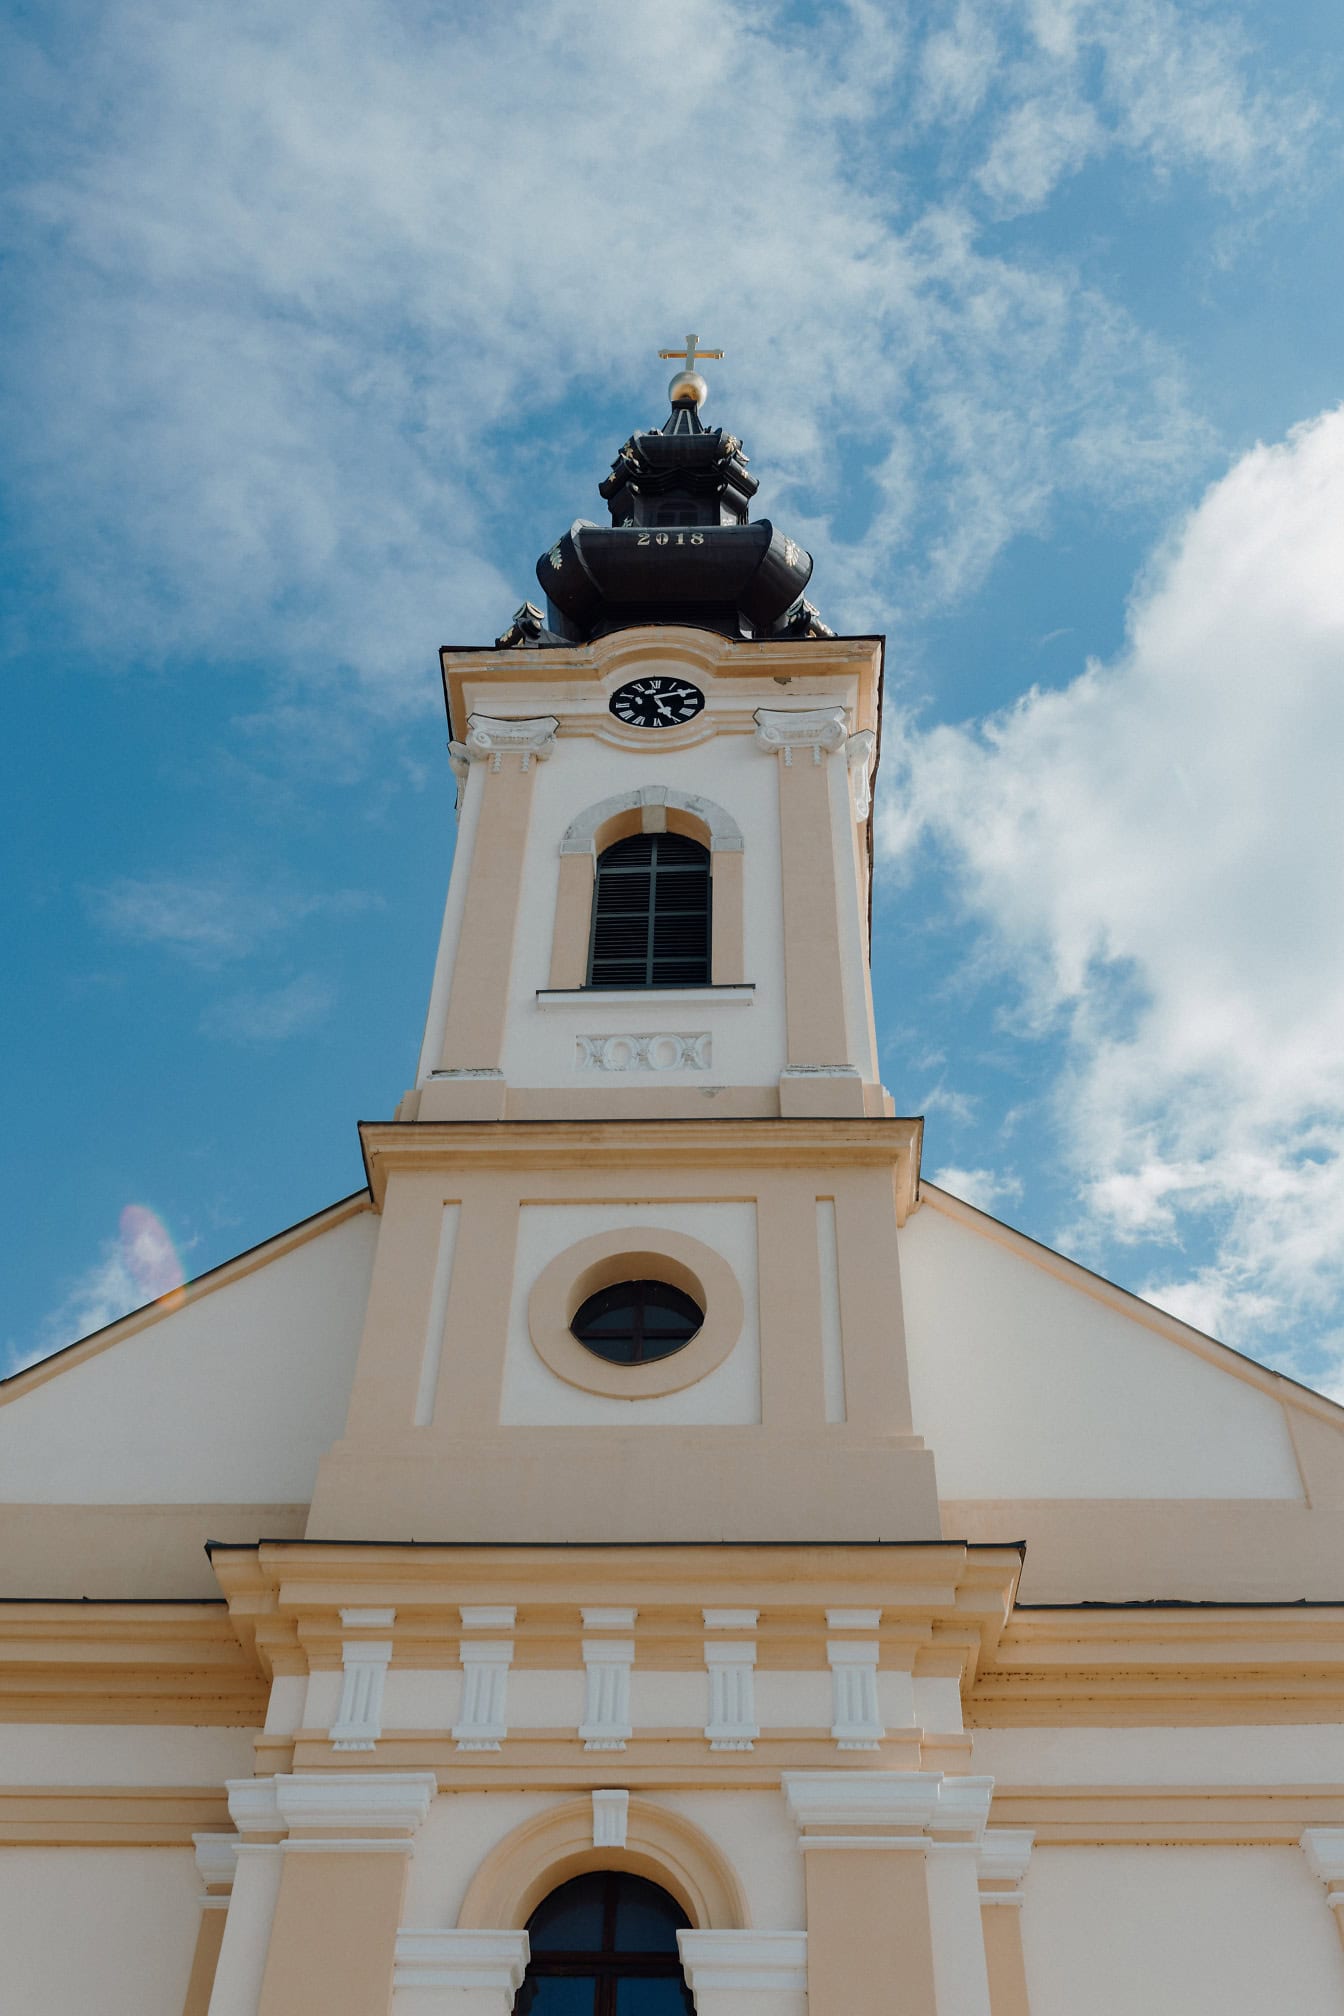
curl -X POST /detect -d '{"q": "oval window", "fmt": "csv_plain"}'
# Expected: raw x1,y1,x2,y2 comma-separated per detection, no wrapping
570,1279,705,1365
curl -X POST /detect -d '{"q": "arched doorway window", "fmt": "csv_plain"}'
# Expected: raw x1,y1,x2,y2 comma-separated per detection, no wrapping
516,1870,694,2013
587,832,711,989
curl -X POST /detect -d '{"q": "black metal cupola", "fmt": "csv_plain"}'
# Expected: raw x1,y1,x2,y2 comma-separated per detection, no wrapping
506,335,833,649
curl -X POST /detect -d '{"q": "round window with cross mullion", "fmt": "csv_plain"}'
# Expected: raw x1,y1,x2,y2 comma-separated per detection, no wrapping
570,1279,704,1366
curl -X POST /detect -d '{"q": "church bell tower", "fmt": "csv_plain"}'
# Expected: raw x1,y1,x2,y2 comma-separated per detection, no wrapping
307,343,939,1544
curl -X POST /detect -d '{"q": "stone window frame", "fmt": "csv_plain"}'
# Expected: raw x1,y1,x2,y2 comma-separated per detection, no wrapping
527,1227,745,1399
548,787,744,991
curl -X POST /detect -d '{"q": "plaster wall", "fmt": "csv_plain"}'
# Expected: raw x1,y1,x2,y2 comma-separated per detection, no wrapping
0,1723,255,1784
660,1789,805,1928
0,1212,376,1504
497,729,789,1090
901,1203,1302,1500
1021,1845,1343,2015
0,1845,198,2016
500,1202,761,1426
972,1723,1344,1784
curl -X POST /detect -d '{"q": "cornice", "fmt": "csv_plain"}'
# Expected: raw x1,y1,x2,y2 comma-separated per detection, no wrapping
967,1602,1344,1724
357,1116,923,1212
0,1601,267,1724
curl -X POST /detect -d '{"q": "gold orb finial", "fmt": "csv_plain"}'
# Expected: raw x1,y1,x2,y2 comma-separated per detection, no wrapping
657,331,723,408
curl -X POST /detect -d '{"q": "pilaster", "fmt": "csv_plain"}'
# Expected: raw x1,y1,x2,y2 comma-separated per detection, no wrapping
754,706,863,1113
183,1834,236,2016
253,1772,437,2016
783,1771,995,2016
978,1831,1034,2016
431,713,557,1116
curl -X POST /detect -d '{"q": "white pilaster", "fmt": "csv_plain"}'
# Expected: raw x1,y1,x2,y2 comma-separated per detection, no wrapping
580,1606,636,1751
329,1606,396,1752
826,1609,884,1750
978,1827,1034,1904
454,1607,516,1753
704,1607,759,1752
210,1780,287,2016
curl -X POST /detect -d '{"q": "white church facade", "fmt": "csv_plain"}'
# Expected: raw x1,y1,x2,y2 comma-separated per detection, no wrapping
4,358,1344,2015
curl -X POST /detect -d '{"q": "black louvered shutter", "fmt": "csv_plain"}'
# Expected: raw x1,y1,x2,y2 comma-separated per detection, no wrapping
587,832,711,987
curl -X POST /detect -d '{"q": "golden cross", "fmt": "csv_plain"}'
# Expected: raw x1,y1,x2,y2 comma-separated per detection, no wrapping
658,332,724,373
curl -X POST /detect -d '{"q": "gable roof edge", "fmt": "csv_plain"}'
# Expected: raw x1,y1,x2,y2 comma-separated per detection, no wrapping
1,1191,373,1408
916,1182,1344,1430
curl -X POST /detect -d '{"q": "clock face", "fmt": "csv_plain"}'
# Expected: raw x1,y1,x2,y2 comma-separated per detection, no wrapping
609,676,706,729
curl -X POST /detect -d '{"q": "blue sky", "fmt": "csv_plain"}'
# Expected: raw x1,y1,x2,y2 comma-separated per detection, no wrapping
3,0,1343,1394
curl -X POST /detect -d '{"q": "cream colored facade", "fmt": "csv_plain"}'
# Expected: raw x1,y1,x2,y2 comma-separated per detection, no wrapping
4,617,1344,2014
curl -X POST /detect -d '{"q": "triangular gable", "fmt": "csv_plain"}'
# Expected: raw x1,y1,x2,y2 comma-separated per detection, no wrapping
902,1184,1344,1505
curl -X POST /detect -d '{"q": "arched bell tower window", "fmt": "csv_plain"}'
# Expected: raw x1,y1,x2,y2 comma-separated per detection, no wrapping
587,832,711,989
516,1871,694,2014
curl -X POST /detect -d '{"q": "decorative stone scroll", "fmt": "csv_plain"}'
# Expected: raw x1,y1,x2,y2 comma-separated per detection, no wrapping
846,728,877,819
577,1032,711,1073
753,706,849,766
450,712,559,777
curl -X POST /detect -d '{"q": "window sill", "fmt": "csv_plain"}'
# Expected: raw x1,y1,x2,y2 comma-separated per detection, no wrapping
535,985,755,1009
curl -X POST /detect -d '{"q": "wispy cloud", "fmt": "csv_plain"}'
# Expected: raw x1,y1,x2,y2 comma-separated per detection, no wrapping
7,1204,187,1377
88,874,377,967
199,972,334,1044
929,1166,1025,1213
0,0,1316,699
880,406,1344,1385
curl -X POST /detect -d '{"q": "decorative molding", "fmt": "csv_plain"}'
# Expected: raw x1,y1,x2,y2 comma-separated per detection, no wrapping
458,1793,748,1935
1302,1827,1344,1886
274,1771,436,1837
678,1929,808,1992
584,1636,636,1749
704,1608,759,1631
577,1031,711,1073
461,1606,518,1632
192,1831,239,1892
227,1776,284,1837
453,713,559,774
704,1622,759,1752
846,728,877,819
330,1608,396,1751
827,1636,885,1750
753,706,849,765
978,1828,1034,1900
560,785,744,856
826,1608,882,1631
784,1770,943,1837
538,986,752,1010
393,1929,531,1993
592,1788,630,1849
454,1637,514,1753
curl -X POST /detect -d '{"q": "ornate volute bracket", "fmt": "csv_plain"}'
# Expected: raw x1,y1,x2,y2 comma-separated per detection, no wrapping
846,728,877,820
450,713,559,781
753,706,849,767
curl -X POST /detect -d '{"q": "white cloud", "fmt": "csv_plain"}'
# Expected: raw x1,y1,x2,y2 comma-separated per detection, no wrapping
928,1166,1025,1213
200,972,334,1043
880,407,1344,1380
90,874,376,966
0,0,1312,699
8,1205,188,1375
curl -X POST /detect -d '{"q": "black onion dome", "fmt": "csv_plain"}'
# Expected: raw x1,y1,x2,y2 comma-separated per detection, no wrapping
514,388,834,648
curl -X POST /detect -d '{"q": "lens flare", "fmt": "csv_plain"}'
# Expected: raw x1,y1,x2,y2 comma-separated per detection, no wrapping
118,1204,187,1313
